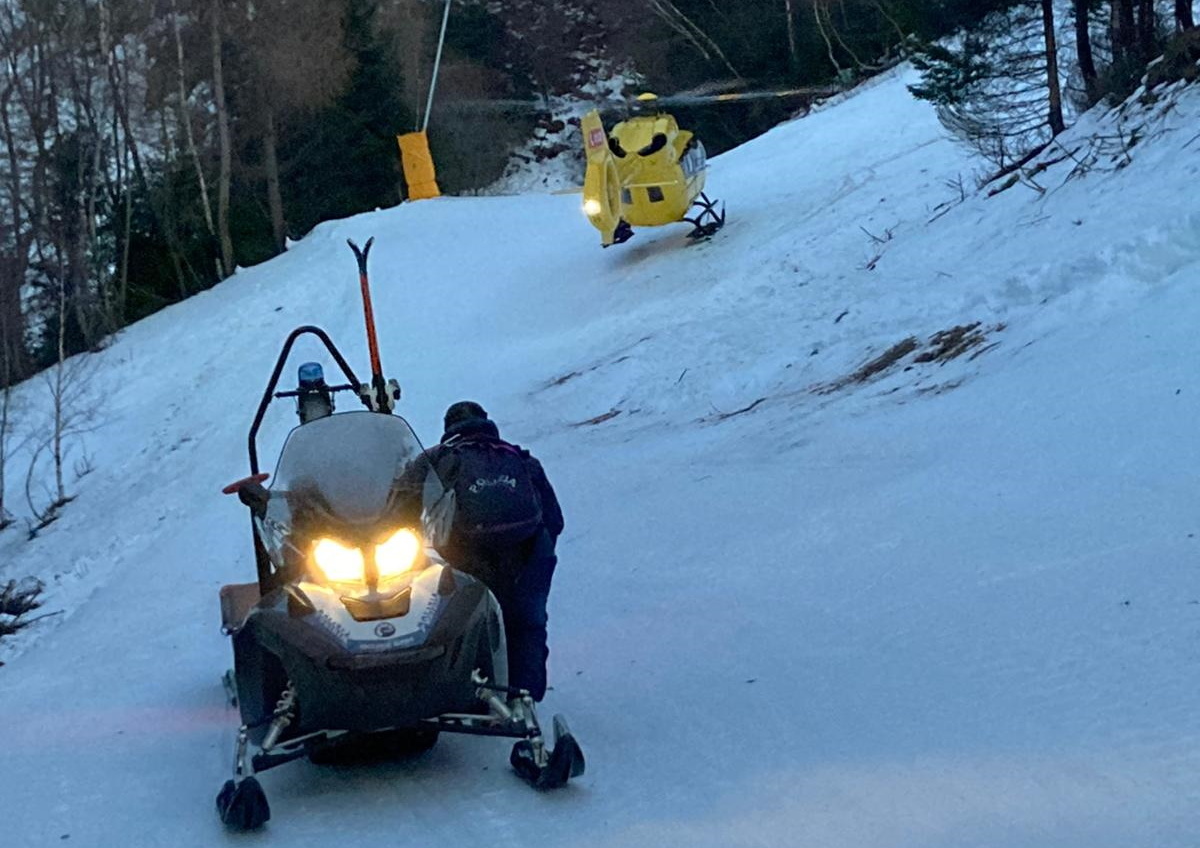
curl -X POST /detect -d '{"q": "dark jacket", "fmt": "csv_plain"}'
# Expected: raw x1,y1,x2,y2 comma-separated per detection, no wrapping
391,418,563,541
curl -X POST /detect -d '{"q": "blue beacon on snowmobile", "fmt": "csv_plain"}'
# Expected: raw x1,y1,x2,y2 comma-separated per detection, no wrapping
214,238,584,830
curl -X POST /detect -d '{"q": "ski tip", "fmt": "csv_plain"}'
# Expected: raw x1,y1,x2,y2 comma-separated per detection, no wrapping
346,237,375,266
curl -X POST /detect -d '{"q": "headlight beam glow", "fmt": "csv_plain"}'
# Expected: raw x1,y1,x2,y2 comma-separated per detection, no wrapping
312,538,365,583
376,529,421,579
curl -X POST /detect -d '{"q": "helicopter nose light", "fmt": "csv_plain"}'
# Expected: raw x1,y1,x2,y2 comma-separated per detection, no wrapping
582,198,603,217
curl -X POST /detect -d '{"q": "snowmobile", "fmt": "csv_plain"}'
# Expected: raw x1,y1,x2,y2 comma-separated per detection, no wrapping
214,240,584,831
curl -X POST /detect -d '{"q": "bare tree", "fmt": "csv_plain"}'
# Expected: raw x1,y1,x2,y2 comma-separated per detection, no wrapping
24,315,93,533
210,0,234,278
910,4,1070,168
170,0,218,275
783,0,800,75
1042,0,1065,136
647,0,743,80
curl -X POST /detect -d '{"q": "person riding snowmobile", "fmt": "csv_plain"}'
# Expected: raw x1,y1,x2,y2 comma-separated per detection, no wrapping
393,401,563,702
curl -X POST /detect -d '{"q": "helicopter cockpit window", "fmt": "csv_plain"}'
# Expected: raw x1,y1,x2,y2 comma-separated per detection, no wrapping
647,186,665,203
637,134,668,157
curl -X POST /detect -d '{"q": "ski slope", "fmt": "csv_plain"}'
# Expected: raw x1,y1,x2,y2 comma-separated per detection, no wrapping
2,66,1199,847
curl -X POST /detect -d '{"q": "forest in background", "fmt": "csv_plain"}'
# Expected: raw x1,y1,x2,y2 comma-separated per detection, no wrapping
0,0,1196,388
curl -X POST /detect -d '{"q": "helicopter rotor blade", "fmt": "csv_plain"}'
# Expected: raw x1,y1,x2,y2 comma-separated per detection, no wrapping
651,85,844,106
440,84,845,114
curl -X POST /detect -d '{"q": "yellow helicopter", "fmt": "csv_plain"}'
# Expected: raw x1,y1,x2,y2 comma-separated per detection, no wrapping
580,93,724,248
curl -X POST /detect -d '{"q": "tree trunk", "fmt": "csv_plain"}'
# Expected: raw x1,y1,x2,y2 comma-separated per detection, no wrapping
118,175,132,324
1042,0,1066,136
784,0,799,76
813,0,845,76
53,281,66,505
1178,0,1196,30
0,375,10,520
0,335,11,522
1074,0,1099,103
263,102,286,254
156,109,194,299
211,0,235,278
172,0,217,270
1111,0,1138,60
0,91,28,380
1137,0,1158,60
0,258,23,384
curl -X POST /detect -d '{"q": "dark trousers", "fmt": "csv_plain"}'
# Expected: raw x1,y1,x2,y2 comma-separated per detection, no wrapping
453,529,558,701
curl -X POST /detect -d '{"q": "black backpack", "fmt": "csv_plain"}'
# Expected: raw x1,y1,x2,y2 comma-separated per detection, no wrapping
438,439,543,546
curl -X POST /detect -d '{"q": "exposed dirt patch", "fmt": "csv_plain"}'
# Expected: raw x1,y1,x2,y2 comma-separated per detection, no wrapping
0,578,49,642
913,322,986,364
815,322,1004,394
816,336,919,394
547,370,582,388
571,408,622,427
698,397,769,423
537,336,652,395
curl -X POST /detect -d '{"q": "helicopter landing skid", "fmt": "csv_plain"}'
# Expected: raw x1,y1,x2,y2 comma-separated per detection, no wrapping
610,220,635,246
685,193,725,242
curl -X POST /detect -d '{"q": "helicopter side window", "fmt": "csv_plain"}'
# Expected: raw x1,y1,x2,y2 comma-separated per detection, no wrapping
647,186,665,203
637,134,668,157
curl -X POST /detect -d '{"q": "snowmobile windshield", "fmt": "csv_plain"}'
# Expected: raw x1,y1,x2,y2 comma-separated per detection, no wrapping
267,412,431,535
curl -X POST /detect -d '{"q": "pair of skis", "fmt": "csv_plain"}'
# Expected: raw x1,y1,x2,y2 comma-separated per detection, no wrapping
346,237,400,414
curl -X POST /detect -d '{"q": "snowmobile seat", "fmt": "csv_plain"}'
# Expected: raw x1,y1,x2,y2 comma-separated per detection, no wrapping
220,582,261,633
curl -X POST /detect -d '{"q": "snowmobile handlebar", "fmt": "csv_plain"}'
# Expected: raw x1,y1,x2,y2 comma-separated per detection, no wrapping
272,383,358,399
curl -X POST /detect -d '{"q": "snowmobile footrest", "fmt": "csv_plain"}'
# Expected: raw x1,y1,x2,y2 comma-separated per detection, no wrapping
511,714,585,789
217,776,270,830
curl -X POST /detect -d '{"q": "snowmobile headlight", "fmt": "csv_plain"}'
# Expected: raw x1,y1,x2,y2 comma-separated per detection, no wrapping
375,528,421,579
582,198,602,217
312,537,365,583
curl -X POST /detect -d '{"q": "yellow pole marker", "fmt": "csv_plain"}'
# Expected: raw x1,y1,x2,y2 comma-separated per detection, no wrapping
397,131,441,200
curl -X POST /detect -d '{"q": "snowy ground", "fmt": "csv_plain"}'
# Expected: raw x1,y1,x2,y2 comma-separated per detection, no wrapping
1,66,1198,847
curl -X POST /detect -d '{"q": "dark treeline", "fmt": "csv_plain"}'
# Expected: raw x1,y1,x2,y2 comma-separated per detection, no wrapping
0,0,541,383
908,0,1197,167
1,0,1194,387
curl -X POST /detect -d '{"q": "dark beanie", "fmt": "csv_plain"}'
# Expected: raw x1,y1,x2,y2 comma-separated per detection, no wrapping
444,400,488,429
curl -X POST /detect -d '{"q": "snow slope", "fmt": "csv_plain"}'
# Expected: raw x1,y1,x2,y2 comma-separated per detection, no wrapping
1,66,1199,847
